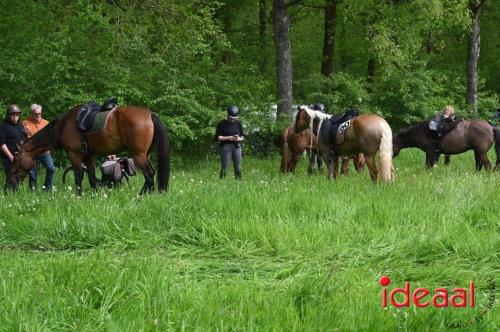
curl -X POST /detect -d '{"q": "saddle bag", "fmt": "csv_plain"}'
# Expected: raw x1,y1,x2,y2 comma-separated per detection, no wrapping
120,157,136,176
101,160,123,182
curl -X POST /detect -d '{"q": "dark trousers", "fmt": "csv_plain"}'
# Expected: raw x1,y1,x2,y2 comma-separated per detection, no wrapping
220,143,242,179
2,157,14,190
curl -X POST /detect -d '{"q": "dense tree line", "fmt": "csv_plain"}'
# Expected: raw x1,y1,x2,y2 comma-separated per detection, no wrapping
1,0,498,155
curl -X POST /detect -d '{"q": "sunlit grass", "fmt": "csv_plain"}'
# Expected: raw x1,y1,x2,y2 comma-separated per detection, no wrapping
0,149,498,331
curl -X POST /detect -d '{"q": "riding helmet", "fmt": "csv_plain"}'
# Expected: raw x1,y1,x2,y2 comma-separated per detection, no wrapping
6,104,21,115
312,103,325,112
227,105,239,117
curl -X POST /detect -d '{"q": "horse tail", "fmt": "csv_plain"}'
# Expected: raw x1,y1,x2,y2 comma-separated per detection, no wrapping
378,119,394,182
151,113,170,192
280,127,290,172
493,126,500,170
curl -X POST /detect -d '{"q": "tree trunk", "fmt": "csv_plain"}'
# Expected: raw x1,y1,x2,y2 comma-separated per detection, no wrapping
272,0,293,116
466,3,484,113
321,0,338,77
259,0,268,74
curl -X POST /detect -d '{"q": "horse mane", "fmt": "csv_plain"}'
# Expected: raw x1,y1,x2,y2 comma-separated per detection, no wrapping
295,105,332,148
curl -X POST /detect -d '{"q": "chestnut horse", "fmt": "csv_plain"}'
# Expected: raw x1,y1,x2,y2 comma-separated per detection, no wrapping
393,119,496,170
280,126,365,175
280,127,323,174
294,106,393,182
9,106,170,194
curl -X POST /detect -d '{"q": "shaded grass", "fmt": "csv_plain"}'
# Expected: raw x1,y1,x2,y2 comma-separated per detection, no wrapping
0,149,498,331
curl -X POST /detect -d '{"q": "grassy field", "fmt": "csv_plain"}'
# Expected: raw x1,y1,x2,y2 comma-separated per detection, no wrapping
0,149,498,331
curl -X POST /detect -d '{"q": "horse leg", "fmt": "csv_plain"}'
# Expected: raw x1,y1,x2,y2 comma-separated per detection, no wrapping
84,155,99,190
477,151,492,171
134,155,155,194
340,157,349,176
425,151,436,169
473,151,483,171
355,154,365,173
289,150,302,173
444,154,451,166
307,151,316,175
317,154,324,174
327,155,335,180
364,154,378,182
68,152,84,195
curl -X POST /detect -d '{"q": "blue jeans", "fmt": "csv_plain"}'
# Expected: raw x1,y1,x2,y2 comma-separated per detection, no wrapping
29,152,56,190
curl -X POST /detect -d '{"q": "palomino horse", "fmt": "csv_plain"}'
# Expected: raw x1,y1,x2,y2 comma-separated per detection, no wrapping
294,106,393,181
393,119,497,170
280,126,365,175
9,106,170,194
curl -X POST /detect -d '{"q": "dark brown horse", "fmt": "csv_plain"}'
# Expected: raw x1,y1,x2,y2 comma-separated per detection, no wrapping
294,106,393,182
280,126,366,175
494,125,500,171
9,106,170,194
393,119,496,170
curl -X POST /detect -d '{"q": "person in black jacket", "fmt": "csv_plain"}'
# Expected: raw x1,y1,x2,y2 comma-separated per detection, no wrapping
215,105,245,180
0,105,28,189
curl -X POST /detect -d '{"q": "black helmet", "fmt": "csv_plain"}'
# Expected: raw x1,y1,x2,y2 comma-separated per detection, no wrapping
345,107,360,117
7,104,21,115
312,103,325,112
227,105,239,117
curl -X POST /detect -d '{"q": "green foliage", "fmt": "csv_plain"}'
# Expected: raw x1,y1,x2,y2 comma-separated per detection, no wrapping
1,0,499,156
295,72,370,113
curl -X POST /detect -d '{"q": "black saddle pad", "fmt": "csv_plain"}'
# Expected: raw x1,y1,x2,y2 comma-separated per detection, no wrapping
321,118,335,144
322,113,353,144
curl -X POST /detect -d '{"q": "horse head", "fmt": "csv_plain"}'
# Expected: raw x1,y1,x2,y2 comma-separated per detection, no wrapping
294,105,310,134
392,126,417,158
9,147,36,188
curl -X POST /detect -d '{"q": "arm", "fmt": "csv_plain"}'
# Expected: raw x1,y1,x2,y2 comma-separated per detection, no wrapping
0,127,12,161
218,135,237,142
0,144,13,162
236,122,245,142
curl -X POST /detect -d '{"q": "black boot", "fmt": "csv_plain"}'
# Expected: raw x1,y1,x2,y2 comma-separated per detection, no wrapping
235,170,242,180
220,170,226,179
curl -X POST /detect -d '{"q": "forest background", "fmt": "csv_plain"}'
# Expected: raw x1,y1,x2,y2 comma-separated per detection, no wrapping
1,0,498,156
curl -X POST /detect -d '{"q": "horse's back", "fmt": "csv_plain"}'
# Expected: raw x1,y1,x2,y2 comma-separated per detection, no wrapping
441,119,493,153
351,114,390,137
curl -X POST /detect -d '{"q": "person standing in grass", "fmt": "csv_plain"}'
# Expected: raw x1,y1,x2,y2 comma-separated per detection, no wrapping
22,104,56,191
0,105,27,190
215,105,245,180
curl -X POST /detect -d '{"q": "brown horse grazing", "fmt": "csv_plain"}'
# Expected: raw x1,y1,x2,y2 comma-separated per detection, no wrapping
9,106,170,194
280,127,323,174
393,119,496,170
294,106,393,182
280,126,366,175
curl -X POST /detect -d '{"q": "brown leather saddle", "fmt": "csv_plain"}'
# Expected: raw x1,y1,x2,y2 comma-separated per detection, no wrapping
335,119,352,145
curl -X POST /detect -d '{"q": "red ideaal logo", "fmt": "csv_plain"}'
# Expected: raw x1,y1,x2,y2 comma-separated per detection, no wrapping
379,275,475,308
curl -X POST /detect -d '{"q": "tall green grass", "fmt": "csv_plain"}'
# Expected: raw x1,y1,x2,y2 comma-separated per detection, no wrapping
0,149,498,331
